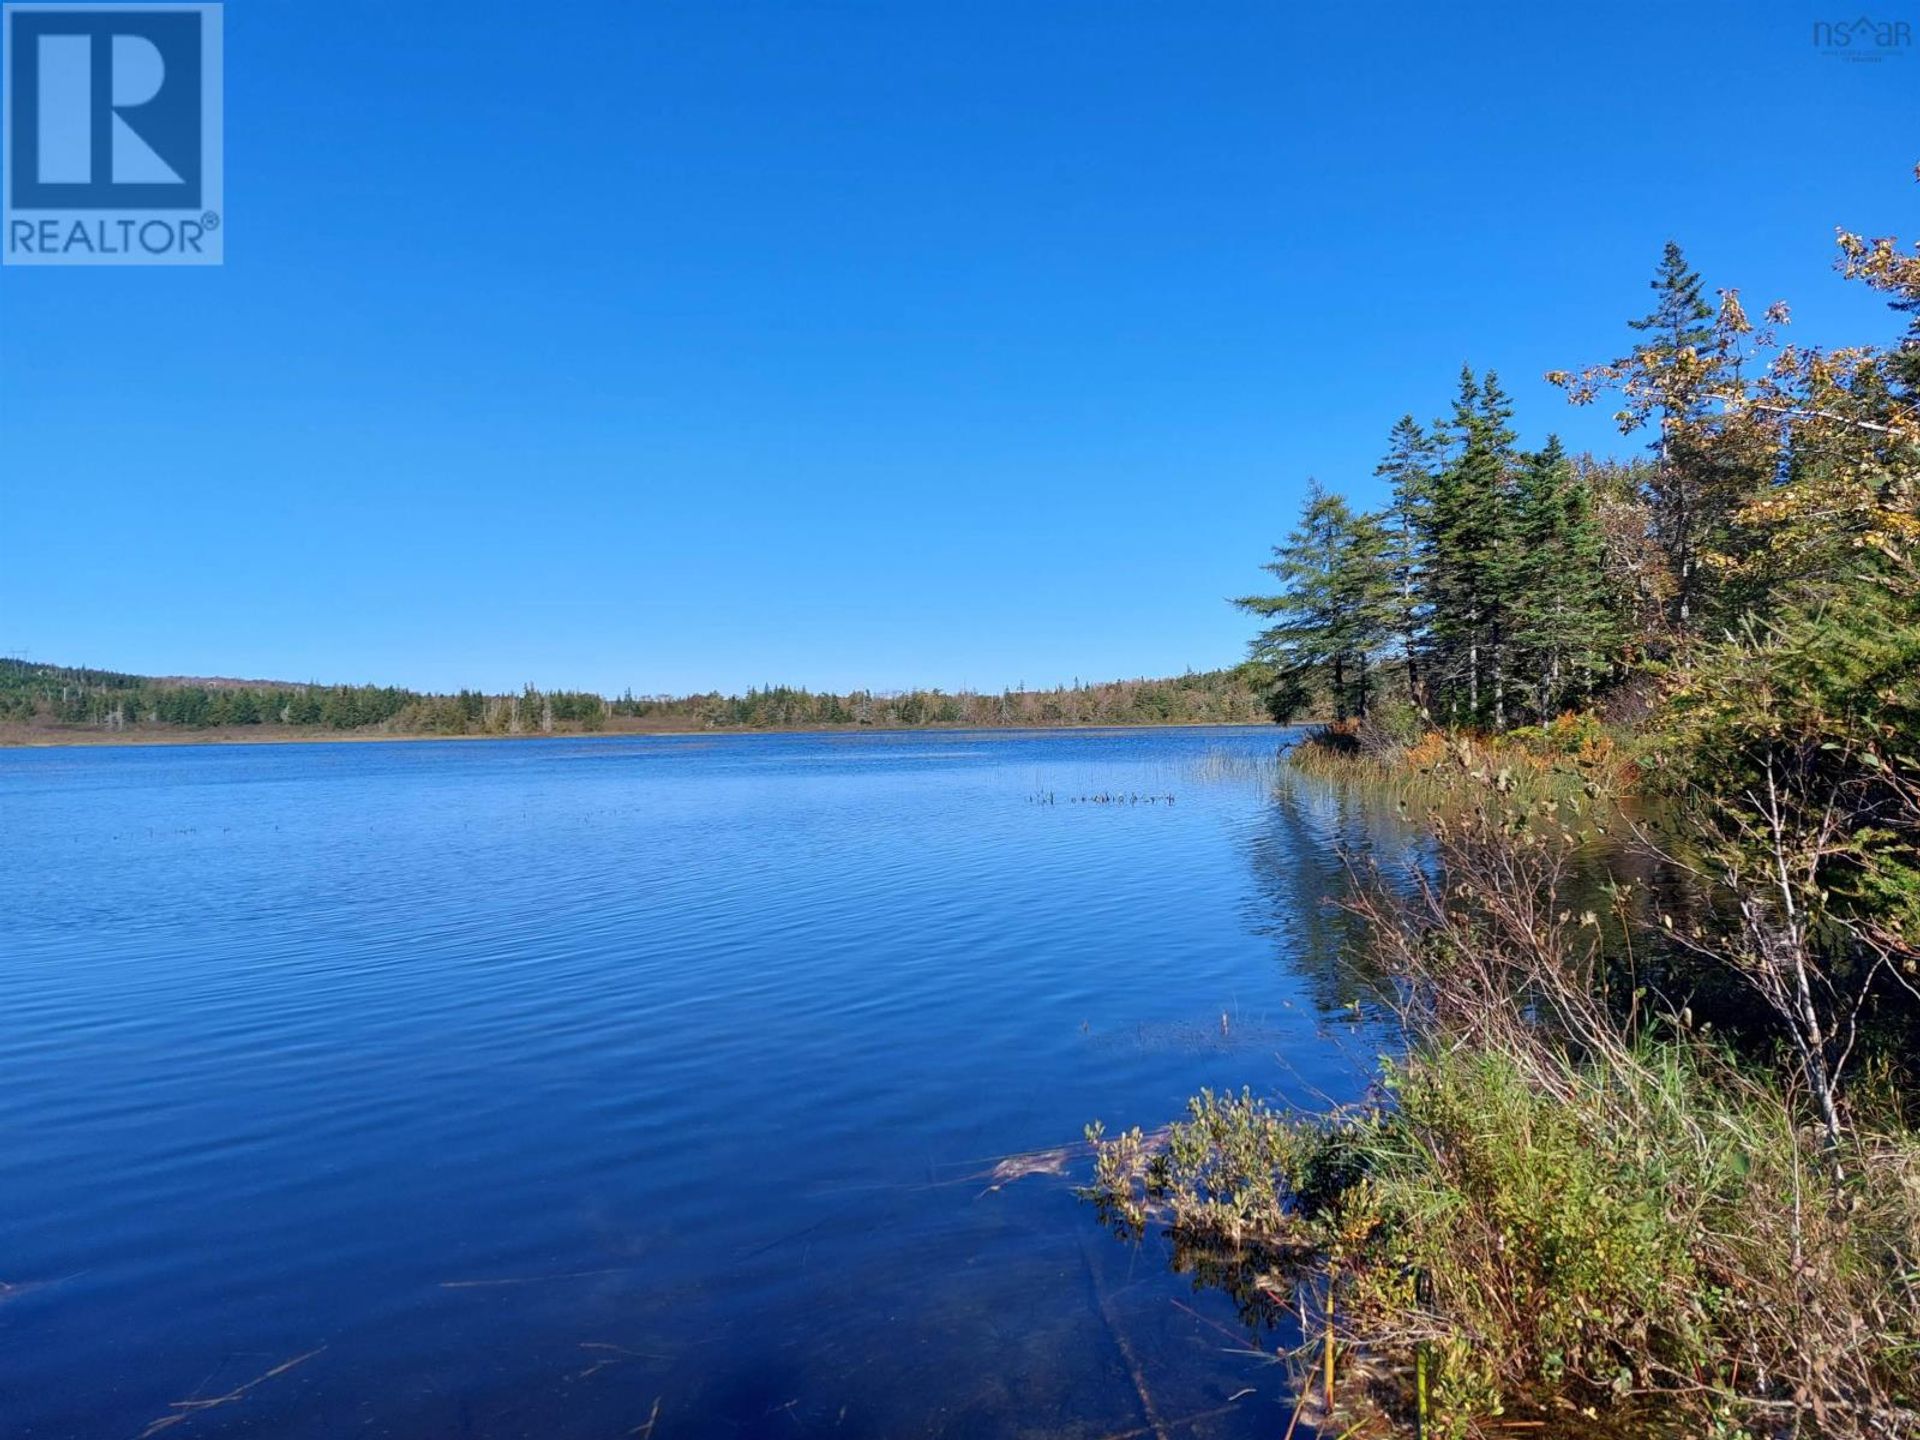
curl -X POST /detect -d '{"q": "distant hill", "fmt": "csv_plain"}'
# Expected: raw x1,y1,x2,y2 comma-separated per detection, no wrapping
145,674,306,691
0,657,1278,742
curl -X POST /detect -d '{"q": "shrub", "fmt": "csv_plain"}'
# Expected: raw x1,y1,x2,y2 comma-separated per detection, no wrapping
1085,791,1920,1437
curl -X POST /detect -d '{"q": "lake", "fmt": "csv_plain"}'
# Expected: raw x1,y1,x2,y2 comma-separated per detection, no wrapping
0,726,1407,1438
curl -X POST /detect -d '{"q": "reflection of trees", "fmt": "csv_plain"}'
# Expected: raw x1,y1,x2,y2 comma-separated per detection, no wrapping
1244,774,1426,1018
1249,774,1752,1043
1565,807,1779,1044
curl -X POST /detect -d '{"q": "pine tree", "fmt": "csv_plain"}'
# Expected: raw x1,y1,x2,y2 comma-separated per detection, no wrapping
1477,373,1525,729
1375,415,1435,712
1236,483,1395,722
1629,240,1714,358
1511,437,1620,719
1423,367,1520,727
1629,241,1718,629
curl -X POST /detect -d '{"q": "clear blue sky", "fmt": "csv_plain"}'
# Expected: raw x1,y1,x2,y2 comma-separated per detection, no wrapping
3,1,1915,696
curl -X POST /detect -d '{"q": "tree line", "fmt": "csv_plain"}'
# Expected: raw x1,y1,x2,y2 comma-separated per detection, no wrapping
1250,200,1920,1122
0,664,614,735
1245,209,1920,1012
1238,241,1803,731
0,660,1271,736
608,670,1269,729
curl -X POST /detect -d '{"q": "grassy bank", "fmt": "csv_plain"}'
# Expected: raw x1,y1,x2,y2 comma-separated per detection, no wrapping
1094,1041,1920,1437
1086,756,1920,1438
1282,712,1637,810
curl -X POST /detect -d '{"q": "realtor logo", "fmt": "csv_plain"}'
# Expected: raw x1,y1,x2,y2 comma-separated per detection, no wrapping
3,2,222,264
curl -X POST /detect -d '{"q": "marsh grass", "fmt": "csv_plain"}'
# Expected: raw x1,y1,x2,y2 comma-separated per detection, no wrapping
1085,779,1920,1438
1285,717,1637,815
1188,747,1290,789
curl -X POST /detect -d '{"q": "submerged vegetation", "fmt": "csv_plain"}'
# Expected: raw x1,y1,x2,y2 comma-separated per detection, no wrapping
1089,182,1920,1436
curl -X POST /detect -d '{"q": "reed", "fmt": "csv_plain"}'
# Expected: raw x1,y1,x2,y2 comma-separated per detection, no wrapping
1283,717,1637,814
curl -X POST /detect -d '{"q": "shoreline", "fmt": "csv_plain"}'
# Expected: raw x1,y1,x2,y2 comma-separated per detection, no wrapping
0,718,1287,752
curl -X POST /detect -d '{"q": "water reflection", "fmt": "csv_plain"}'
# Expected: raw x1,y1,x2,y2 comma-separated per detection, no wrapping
1247,771,1425,1023
1099,759,1745,1412
0,727,1375,1440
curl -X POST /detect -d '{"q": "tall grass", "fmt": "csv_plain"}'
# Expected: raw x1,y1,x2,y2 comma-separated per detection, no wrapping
1086,780,1920,1438
1285,714,1638,813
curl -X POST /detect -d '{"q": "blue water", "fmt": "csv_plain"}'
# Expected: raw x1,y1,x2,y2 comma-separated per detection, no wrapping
0,727,1403,1439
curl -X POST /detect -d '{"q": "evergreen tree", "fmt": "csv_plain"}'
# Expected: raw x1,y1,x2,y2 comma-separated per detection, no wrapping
1628,240,1714,359
1375,415,1436,712
1628,241,1719,629
1422,367,1521,727
1236,483,1395,722
1477,373,1526,729
1510,437,1620,719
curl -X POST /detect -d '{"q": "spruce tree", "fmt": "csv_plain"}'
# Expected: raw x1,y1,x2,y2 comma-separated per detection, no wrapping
1477,373,1524,729
1629,240,1714,358
1337,507,1397,719
1511,437,1620,719
1629,241,1718,629
1375,415,1435,712
1421,369,1479,721
1236,483,1395,721
1423,367,1520,727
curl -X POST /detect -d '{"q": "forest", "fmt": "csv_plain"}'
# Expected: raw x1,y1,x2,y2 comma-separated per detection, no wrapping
1237,237,1915,741
0,659,1271,738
